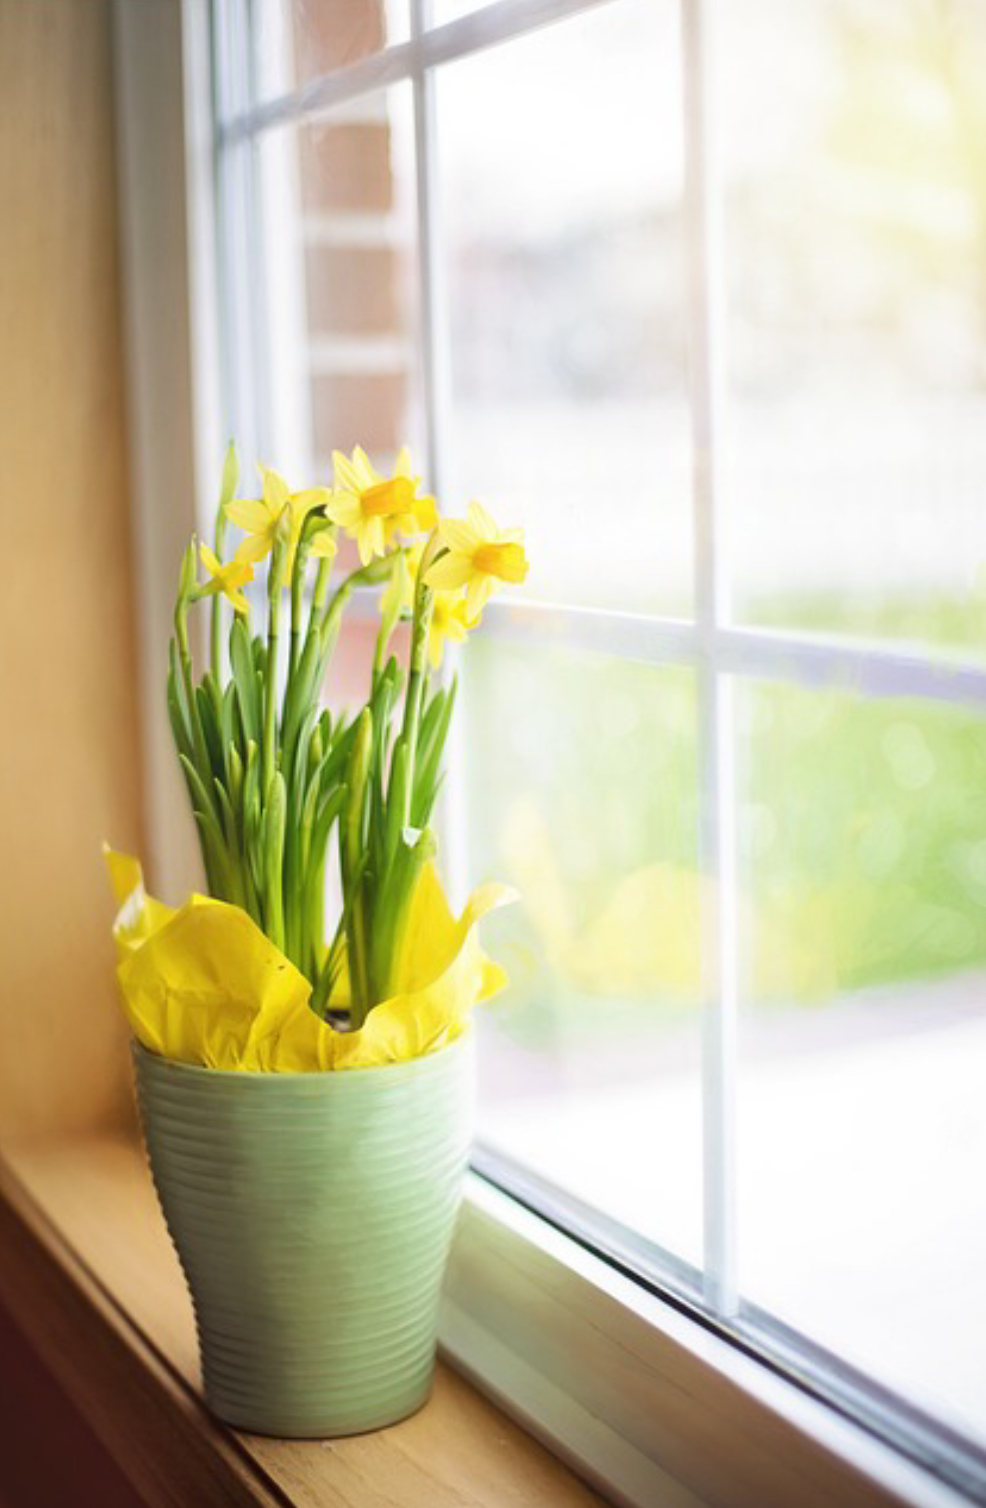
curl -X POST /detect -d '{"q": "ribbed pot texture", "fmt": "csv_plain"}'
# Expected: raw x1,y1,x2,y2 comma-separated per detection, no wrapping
133,1035,475,1438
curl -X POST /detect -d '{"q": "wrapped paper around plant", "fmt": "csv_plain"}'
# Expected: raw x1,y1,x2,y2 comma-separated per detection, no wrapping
105,847,513,1071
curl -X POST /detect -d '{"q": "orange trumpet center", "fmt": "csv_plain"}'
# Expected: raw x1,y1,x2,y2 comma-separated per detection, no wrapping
361,476,416,517
473,541,528,583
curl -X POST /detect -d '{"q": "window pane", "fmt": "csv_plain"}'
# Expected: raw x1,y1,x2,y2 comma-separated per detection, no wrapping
250,0,408,104
437,0,693,615
253,86,424,494
737,679,986,1442
722,0,986,656
466,640,703,1267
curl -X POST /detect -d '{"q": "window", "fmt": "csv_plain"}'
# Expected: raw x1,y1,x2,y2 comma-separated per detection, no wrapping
210,1,986,1501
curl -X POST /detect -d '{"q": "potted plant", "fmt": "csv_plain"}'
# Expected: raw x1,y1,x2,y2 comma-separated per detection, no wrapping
105,443,527,1438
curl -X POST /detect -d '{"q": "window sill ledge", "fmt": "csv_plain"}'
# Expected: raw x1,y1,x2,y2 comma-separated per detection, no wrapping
0,1133,602,1508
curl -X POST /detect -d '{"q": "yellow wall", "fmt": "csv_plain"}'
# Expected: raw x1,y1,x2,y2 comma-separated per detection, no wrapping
0,1,143,1141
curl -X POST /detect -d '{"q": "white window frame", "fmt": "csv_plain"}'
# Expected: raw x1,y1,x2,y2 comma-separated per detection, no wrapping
114,1,986,1503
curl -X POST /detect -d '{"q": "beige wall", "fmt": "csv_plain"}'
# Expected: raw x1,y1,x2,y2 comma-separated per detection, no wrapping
0,1,144,1142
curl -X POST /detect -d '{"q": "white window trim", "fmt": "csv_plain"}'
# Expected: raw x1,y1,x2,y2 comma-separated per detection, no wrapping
113,0,223,901
443,1173,971,1508
112,2,986,1505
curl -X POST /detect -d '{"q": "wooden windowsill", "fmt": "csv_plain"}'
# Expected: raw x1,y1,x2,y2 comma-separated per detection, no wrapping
0,1134,603,1508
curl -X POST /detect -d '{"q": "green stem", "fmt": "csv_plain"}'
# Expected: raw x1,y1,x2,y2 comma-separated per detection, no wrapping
263,532,289,797
341,709,373,1027
374,548,409,677
318,555,393,653
263,772,287,952
400,531,439,827
210,509,229,680
175,593,211,792
308,545,334,641
290,515,329,678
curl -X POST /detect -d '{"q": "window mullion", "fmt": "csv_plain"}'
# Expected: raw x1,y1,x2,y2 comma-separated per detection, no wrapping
410,0,469,908
474,601,986,710
683,0,740,1320
213,0,266,465
218,0,626,146
410,0,452,498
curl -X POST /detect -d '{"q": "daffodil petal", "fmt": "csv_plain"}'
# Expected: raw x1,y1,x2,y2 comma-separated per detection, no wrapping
438,517,478,554
261,466,290,513
332,452,361,493
324,492,360,528
235,533,273,564
465,573,494,622
357,521,376,563
413,494,438,532
467,500,498,540
226,499,273,533
425,554,473,590
351,446,377,489
427,630,445,670
292,487,332,516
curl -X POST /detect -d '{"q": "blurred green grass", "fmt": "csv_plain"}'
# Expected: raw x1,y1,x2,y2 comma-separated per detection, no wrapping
464,601,986,1031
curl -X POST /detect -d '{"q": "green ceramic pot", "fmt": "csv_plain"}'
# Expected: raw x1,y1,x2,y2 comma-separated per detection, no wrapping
133,1035,474,1438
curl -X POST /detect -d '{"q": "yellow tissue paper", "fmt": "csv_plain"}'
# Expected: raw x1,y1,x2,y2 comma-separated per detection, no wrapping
105,847,514,1071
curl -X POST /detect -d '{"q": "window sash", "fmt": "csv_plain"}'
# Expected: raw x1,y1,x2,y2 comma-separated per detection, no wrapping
209,1,986,1498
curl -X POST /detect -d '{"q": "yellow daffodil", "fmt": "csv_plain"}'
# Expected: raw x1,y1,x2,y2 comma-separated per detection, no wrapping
226,464,333,573
427,591,470,668
198,543,253,615
424,501,528,622
327,447,436,566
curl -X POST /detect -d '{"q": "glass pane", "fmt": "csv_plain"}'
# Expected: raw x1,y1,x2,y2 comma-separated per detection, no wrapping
722,0,986,656
437,0,692,615
252,86,424,512
250,0,408,104
465,639,702,1268
737,679,986,1442
430,0,478,23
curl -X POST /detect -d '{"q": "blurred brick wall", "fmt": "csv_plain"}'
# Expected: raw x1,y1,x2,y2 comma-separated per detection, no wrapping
294,1,408,468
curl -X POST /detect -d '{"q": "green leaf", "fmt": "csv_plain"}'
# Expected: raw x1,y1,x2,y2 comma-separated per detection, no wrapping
192,808,232,900
262,772,287,951
370,825,436,1003
412,675,457,827
196,679,224,781
384,737,409,877
166,666,194,765
214,775,238,851
178,751,220,826
221,682,240,782
229,617,260,744
167,639,194,757
281,630,321,766
243,740,263,898
228,743,244,823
